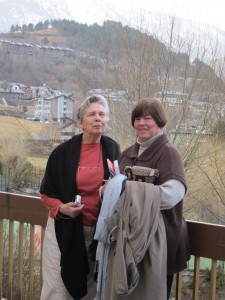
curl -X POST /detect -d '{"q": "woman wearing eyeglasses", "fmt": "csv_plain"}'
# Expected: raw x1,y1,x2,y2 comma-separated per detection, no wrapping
40,95,120,300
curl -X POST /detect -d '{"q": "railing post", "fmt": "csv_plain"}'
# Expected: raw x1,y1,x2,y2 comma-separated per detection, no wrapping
8,220,14,300
176,271,182,300
29,224,35,300
17,222,24,299
192,256,200,300
210,259,217,300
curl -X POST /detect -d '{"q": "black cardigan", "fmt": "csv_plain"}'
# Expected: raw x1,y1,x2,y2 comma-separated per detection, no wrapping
40,134,120,299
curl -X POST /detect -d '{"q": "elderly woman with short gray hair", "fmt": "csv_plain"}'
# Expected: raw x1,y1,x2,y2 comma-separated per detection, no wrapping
40,94,120,300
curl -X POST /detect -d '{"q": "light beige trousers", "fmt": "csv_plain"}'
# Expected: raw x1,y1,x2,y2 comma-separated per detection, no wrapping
40,217,96,300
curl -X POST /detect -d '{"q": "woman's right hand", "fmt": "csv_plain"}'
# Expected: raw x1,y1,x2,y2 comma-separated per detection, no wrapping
58,202,84,219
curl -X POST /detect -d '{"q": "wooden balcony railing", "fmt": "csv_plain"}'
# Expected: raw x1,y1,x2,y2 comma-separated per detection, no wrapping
0,191,225,300
177,221,225,300
0,191,48,300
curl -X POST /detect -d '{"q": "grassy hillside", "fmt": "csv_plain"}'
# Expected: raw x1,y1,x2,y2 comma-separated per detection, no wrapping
2,27,68,46
0,115,60,139
0,116,59,172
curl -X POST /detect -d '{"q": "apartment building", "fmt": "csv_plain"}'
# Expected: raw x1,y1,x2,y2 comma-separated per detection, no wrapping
34,86,74,124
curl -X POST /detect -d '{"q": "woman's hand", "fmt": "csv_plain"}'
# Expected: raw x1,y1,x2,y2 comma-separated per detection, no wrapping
59,202,84,219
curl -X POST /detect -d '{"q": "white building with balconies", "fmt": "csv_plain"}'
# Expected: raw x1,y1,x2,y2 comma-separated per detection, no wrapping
34,86,74,124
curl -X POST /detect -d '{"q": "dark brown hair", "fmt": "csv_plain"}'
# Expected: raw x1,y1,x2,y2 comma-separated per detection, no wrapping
131,98,168,128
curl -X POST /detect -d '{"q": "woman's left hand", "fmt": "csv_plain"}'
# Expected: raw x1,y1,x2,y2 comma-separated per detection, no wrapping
59,202,84,218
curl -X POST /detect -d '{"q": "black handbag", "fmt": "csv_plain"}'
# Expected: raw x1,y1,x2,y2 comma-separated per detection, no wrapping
124,166,159,184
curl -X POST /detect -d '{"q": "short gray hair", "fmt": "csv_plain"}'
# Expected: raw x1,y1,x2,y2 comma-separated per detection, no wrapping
77,94,109,121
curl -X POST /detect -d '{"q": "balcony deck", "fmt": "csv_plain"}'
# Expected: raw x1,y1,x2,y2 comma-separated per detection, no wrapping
0,191,225,300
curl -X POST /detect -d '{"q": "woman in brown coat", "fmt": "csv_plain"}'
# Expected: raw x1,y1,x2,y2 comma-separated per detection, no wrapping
119,98,190,299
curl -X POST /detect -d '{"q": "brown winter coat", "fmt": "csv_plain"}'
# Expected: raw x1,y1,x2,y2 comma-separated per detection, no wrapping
119,133,191,275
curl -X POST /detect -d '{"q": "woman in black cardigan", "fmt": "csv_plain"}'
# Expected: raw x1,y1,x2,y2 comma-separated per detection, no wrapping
40,94,120,300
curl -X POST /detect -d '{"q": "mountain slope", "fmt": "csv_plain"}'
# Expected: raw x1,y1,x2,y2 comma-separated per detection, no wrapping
0,0,225,63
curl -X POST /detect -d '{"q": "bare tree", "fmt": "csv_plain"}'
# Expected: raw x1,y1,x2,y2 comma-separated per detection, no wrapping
87,13,225,224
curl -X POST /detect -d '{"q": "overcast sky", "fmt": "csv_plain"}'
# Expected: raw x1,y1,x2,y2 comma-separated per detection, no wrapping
66,0,225,29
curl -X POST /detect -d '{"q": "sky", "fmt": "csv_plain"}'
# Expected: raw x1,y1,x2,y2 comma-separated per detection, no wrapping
66,0,225,30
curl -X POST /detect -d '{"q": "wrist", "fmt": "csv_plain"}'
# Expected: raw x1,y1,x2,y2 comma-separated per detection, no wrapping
57,204,64,217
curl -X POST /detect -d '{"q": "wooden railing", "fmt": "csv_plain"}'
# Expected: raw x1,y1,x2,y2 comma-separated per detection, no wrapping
0,191,48,300
177,221,225,300
0,191,225,300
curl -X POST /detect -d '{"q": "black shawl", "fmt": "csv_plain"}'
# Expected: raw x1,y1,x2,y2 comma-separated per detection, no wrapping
40,133,120,299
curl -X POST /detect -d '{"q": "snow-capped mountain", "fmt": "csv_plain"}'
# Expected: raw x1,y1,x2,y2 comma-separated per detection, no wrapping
0,0,73,32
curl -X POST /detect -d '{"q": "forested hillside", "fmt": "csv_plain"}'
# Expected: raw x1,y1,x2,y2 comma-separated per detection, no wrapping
0,19,222,99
